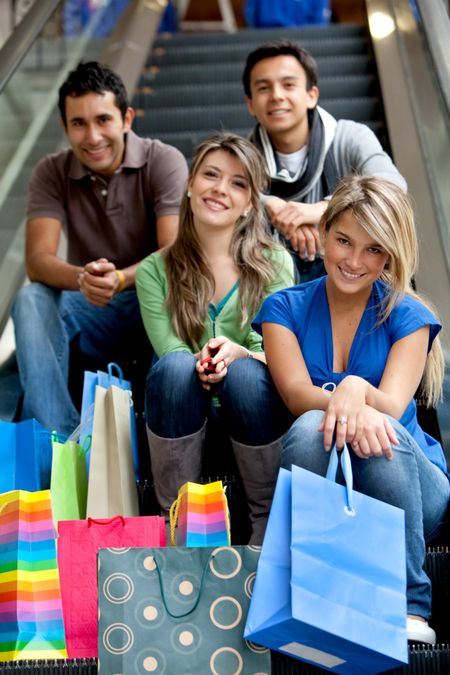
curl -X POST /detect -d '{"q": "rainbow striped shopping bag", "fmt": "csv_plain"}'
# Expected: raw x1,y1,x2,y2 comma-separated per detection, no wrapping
170,481,230,546
0,490,67,661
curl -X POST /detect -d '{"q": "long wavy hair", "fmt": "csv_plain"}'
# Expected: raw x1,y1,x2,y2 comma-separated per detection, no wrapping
165,132,277,351
319,175,443,406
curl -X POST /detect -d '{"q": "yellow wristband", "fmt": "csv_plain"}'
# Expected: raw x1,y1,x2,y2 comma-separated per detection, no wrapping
115,269,125,293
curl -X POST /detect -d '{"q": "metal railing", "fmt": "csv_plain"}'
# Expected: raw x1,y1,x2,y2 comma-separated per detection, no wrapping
0,0,60,94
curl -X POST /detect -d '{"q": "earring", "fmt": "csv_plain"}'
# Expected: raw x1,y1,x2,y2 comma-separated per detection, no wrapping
243,210,249,217
187,190,192,198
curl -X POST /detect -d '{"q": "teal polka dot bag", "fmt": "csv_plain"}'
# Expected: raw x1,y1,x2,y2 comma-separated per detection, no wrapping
97,545,271,674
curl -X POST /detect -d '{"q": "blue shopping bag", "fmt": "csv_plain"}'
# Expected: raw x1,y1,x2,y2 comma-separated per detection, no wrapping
0,418,53,492
245,446,408,674
81,362,140,479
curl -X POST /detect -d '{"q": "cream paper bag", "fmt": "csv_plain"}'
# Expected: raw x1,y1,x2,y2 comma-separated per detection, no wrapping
87,385,139,517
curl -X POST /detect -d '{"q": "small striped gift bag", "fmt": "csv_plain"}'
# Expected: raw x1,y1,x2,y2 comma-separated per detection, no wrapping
0,489,67,661
170,481,230,546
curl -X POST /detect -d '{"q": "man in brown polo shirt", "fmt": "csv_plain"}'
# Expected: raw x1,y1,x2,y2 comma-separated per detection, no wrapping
12,61,188,436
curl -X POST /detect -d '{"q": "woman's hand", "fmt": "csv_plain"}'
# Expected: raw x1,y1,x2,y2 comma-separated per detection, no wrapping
319,375,367,449
318,376,398,458
196,336,249,390
319,404,398,459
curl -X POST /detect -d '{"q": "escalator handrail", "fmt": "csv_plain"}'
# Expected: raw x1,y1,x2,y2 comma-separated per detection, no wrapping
415,0,450,115
0,0,61,94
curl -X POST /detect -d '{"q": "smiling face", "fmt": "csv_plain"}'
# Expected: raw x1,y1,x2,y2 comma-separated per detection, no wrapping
245,55,318,151
322,209,390,299
64,91,134,176
188,149,252,233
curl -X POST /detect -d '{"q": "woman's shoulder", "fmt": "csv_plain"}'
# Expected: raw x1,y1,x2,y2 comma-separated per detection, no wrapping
265,275,325,310
253,276,325,334
263,245,292,262
136,249,166,284
262,244,295,271
385,286,439,324
373,282,442,343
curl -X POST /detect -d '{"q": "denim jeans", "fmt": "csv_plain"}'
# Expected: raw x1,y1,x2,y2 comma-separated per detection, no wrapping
145,351,292,444
12,282,147,436
281,410,450,619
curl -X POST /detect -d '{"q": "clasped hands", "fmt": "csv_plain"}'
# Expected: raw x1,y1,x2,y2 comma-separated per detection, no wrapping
266,197,325,261
196,336,249,391
77,258,123,306
319,376,399,460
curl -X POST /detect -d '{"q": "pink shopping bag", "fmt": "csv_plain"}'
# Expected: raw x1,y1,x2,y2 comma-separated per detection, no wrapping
57,515,165,657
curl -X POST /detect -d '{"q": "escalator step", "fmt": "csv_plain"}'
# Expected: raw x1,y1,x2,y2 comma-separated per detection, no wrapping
133,74,377,109
147,36,369,67
271,644,450,674
154,24,366,48
425,548,450,643
2,646,450,674
139,54,374,87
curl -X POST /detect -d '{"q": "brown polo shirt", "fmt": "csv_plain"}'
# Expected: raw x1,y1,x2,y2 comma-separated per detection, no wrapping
27,130,188,268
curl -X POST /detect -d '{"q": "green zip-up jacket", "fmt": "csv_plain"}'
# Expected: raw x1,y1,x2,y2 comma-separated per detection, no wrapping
136,247,294,357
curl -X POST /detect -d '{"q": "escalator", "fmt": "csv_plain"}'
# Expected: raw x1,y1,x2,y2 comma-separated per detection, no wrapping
0,1,449,672
135,23,390,160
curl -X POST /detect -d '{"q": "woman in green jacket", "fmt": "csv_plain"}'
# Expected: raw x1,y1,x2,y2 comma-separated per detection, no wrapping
136,132,294,543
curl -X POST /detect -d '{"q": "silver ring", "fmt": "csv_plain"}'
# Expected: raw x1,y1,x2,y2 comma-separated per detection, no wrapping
338,416,348,425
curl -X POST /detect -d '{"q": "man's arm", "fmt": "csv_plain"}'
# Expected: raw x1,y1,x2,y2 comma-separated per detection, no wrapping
265,196,326,259
26,217,122,307
26,217,82,289
156,214,179,249
335,120,407,191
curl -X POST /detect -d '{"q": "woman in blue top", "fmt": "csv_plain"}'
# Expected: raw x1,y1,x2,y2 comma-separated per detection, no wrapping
253,175,449,644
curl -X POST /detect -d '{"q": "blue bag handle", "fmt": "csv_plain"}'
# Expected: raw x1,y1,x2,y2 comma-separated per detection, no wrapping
154,553,216,618
107,362,124,383
326,444,355,515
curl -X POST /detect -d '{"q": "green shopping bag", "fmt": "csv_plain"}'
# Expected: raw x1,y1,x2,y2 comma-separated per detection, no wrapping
98,546,271,673
50,434,90,524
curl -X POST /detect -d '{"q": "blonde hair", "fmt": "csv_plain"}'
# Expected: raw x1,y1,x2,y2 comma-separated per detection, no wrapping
165,132,277,351
320,175,443,406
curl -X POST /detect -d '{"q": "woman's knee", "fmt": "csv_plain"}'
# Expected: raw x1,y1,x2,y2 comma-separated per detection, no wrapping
221,358,268,406
281,410,325,470
146,352,197,399
145,352,205,434
220,359,291,444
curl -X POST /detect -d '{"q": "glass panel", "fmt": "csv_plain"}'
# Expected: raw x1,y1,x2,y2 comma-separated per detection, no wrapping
409,7,450,280
0,0,131,268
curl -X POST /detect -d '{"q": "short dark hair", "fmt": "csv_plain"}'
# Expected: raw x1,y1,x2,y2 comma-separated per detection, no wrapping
58,61,129,125
242,40,319,98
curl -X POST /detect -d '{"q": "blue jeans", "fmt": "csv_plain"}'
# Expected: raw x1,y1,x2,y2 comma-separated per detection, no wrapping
282,410,450,619
145,351,292,444
12,283,148,436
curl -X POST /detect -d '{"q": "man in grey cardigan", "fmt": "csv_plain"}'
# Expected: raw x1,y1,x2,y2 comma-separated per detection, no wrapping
243,40,406,281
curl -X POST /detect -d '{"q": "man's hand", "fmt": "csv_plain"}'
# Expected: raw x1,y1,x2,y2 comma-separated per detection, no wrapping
78,258,121,307
289,225,322,260
265,197,327,260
